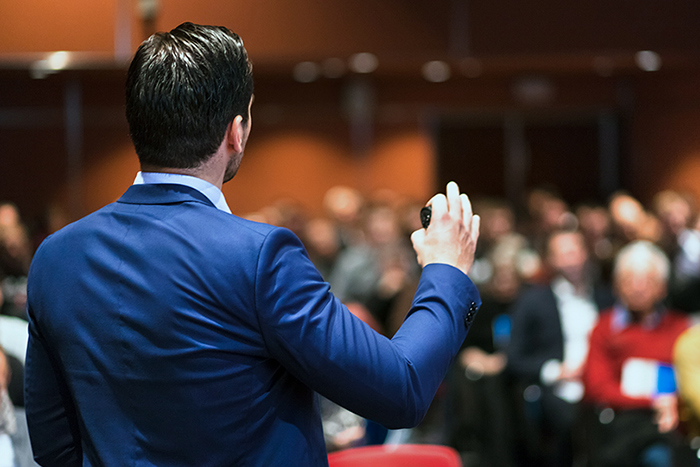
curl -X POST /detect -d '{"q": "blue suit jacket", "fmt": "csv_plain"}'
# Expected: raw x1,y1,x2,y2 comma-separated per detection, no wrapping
25,184,480,467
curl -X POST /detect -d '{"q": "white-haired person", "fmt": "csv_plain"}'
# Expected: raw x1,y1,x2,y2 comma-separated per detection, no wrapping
582,240,691,467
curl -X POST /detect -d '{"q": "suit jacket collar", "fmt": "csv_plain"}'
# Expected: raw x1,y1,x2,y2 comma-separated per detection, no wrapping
117,183,216,208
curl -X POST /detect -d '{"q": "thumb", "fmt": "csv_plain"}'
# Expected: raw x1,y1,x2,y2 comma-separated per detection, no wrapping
411,229,426,266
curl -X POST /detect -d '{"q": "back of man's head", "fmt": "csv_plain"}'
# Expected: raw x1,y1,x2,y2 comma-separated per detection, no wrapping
126,22,254,169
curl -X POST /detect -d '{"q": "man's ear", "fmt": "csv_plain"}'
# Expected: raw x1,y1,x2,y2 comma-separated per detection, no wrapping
227,115,246,153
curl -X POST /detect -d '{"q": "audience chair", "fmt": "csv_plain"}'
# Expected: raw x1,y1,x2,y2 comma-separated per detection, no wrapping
327,444,463,467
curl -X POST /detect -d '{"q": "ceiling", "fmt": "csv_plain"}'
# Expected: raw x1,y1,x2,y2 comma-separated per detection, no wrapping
1,0,698,78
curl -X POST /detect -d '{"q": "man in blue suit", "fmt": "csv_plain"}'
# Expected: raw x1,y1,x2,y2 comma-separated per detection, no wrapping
24,23,481,466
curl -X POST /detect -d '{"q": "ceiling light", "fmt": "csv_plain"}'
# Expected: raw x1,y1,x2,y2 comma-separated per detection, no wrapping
293,61,320,83
422,61,451,83
349,53,378,74
30,51,71,79
635,50,662,72
47,51,70,70
511,75,555,106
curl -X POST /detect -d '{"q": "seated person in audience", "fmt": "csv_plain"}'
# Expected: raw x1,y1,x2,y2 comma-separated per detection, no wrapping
582,241,691,467
576,203,615,284
0,203,32,321
469,198,541,286
0,346,38,467
653,190,700,313
523,188,577,255
507,230,614,467
674,323,700,463
303,217,343,281
447,259,522,467
0,347,14,467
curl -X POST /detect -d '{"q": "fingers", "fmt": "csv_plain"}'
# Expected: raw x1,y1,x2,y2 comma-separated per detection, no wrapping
460,193,474,234
424,182,477,244
471,214,481,244
446,181,462,220
410,228,425,246
410,229,425,266
460,193,473,219
415,181,479,275
428,193,447,222
426,182,463,226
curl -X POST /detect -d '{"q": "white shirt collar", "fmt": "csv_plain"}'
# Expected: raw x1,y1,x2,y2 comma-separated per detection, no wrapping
551,275,591,299
133,171,231,214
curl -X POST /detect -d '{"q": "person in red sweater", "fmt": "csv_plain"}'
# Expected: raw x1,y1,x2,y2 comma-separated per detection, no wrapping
583,240,691,467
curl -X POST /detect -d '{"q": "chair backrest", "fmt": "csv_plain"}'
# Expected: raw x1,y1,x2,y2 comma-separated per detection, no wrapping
327,444,463,467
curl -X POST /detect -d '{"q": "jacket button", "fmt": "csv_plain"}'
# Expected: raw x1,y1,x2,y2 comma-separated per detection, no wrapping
464,302,479,326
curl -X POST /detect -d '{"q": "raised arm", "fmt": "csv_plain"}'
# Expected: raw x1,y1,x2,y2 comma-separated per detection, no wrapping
257,182,481,428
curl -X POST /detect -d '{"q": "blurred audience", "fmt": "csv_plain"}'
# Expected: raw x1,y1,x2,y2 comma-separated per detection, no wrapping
328,201,418,332
609,191,663,245
303,217,343,280
523,187,578,254
446,254,523,467
3,182,700,466
470,198,540,286
653,190,700,312
0,347,37,467
0,203,31,321
322,185,365,249
576,203,615,283
582,241,691,467
507,230,615,466
0,347,14,467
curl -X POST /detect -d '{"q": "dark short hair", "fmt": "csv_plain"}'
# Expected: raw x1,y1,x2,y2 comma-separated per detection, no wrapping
126,22,254,168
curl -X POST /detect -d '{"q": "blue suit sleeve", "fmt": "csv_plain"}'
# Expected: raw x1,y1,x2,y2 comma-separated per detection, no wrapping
255,228,480,429
25,305,82,467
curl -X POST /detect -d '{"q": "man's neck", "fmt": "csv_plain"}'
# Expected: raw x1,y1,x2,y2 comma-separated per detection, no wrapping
140,164,224,190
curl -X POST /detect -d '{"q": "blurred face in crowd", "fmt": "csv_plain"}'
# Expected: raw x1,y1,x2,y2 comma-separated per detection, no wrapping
577,205,611,239
483,206,515,243
0,203,20,228
547,231,588,285
609,194,645,239
528,189,572,232
365,206,400,246
541,198,570,231
324,186,363,225
489,264,521,302
615,265,666,317
654,190,694,237
305,218,340,259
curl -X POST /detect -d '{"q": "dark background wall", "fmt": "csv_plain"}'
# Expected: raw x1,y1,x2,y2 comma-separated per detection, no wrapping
1,1,699,227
